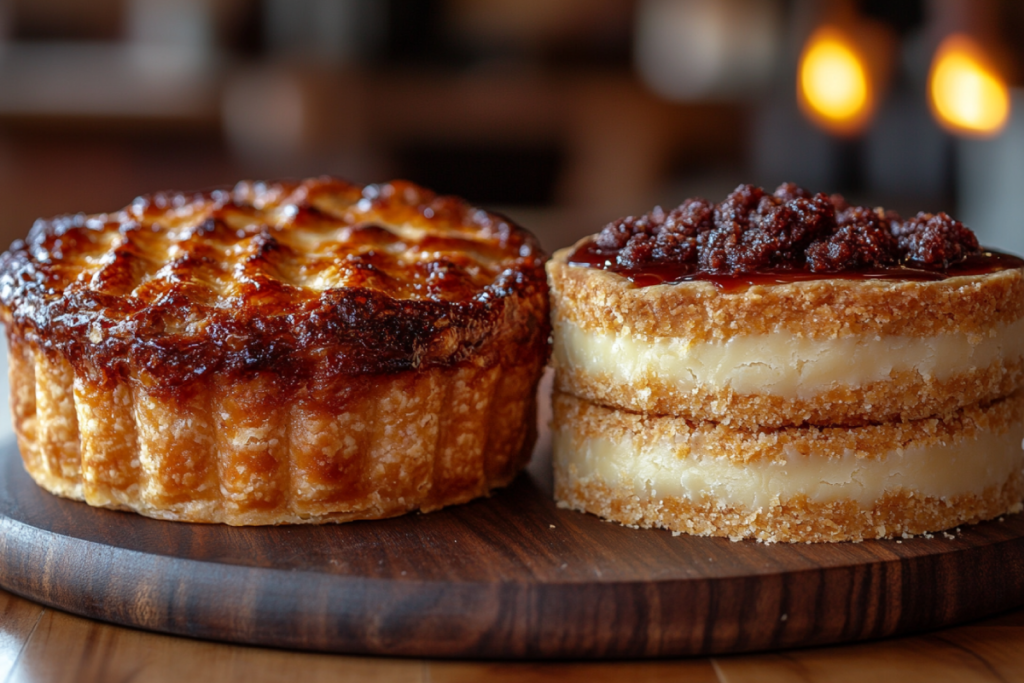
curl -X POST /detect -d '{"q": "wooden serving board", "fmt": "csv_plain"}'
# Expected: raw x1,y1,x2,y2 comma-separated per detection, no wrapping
2,400,1024,659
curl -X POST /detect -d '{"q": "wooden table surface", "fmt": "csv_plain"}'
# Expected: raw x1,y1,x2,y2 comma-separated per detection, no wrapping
0,587,1021,682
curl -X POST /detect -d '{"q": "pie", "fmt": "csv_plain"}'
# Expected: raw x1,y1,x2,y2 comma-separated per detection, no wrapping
0,177,550,524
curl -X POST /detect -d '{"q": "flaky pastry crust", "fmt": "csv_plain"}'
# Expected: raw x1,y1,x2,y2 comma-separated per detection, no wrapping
1,178,550,523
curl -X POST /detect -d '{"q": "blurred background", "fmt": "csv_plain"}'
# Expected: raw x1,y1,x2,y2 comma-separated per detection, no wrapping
0,0,1021,254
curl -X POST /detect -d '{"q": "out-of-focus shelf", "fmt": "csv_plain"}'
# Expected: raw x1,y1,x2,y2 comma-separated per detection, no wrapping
0,42,221,121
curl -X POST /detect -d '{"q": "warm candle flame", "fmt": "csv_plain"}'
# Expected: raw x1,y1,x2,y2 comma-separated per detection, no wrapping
929,34,1010,137
798,26,872,136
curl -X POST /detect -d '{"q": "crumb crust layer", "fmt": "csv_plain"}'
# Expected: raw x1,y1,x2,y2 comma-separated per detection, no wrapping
553,391,1024,542
549,246,1024,344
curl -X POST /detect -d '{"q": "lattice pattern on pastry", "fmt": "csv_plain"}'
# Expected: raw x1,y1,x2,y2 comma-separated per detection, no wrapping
25,177,532,311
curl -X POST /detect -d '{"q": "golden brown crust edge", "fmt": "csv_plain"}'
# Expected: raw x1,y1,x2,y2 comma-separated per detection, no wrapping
11,338,544,525
548,246,1024,343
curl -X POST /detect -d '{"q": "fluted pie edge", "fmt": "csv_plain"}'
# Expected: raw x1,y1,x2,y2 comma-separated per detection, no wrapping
9,339,543,525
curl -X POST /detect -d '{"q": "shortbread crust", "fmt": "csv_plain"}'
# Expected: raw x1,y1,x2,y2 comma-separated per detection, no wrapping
553,391,1024,542
554,316,1024,428
548,247,1024,343
560,474,1024,544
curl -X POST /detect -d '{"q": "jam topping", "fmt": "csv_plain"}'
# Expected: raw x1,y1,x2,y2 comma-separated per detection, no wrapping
572,183,1022,288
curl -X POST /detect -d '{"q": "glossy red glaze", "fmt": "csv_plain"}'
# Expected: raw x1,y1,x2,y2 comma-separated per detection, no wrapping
569,240,1024,292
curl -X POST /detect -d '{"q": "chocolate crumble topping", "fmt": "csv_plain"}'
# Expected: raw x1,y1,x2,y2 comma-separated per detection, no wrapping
593,183,981,273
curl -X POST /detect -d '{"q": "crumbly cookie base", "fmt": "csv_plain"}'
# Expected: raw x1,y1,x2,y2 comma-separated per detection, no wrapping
9,340,543,525
552,390,1024,465
552,392,1024,542
554,355,1024,429
555,471,1024,544
547,247,1024,343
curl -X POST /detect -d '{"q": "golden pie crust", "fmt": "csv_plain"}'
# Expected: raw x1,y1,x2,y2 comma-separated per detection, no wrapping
0,178,549,524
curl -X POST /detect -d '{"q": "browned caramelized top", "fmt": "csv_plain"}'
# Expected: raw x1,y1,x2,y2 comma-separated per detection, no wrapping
0,177,548,388
569,183,1017,287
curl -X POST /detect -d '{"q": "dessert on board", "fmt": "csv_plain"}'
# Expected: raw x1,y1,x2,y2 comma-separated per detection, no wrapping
0,177,550,525
549,183,1024,542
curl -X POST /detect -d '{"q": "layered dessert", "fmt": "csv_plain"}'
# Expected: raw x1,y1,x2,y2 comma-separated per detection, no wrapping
550,183,1024,542
0,177,550,525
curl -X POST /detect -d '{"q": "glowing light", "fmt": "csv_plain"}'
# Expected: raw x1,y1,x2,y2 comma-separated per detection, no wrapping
929,34,1010,137
798,27,873,136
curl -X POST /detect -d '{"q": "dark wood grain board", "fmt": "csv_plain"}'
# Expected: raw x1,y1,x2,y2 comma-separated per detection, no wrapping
2,422,1024,659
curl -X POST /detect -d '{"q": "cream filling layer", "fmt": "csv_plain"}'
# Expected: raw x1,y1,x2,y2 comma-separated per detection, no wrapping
555,423,1024,509
553,317,1024,399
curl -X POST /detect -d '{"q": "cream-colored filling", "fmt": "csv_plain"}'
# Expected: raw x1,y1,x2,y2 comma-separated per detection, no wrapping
553,317,1024,398
555,424,1024,509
